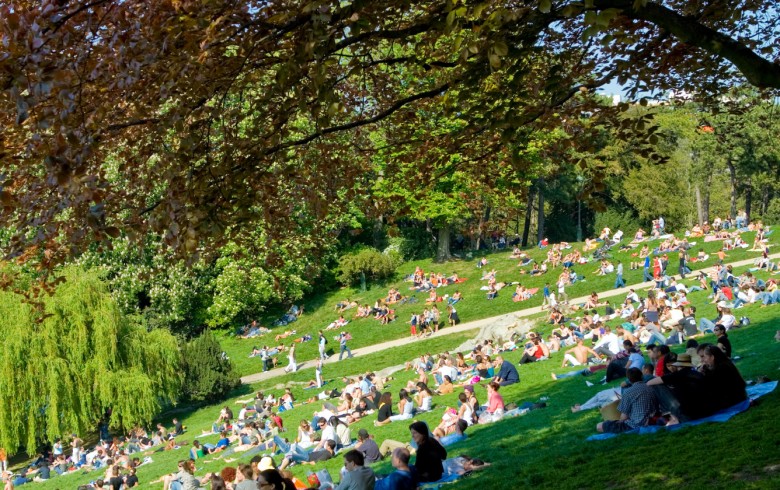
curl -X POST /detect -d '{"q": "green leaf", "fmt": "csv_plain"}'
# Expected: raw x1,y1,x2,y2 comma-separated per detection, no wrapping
539,0,552,14
493,41,509,57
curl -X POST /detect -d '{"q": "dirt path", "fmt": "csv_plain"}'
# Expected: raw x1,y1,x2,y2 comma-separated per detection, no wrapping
241,253,779,384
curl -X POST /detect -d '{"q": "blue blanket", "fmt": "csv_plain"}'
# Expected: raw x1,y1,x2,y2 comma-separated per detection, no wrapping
587,381,777,441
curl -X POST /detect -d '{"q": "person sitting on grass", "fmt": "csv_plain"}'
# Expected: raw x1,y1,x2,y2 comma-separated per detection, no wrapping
478,382,505,423
335,450,376,490
646,353,707,425
518,335,550,365
492,355,519,386
409,421,447,483
375,448,415,490
596,368,659,434
560,338,601,368
278,439,335,471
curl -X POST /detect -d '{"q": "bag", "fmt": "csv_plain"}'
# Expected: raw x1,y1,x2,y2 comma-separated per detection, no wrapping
740,316,751,326
307,472,320,488
600,400,621,421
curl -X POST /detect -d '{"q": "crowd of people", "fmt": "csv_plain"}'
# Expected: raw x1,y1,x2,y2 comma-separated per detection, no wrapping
7,217,771,490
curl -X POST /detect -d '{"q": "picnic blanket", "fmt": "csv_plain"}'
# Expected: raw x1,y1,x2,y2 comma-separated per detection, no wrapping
586,381,777,441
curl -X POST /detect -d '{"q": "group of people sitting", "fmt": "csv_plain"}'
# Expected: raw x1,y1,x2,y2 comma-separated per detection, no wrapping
8,418,189,488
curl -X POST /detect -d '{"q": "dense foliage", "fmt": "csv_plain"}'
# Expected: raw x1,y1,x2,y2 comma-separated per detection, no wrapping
180,330,240,403
337,247,400,287
0,267,182,455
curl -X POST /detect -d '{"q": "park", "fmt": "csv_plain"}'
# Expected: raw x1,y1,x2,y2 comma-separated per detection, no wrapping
1,1,780,489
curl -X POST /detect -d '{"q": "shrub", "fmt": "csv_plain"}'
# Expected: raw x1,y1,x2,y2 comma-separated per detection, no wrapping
180,330,240,403
336,247,399,286
594,206,642,235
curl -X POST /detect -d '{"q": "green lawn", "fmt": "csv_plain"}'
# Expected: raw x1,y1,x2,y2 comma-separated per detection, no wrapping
224,231,771,379
25,231,780,489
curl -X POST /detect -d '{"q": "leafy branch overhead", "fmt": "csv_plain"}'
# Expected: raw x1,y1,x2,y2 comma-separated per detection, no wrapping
1,0,778,274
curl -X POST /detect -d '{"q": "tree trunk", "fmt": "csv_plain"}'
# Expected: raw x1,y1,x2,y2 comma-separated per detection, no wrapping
744,179,753,224
695,185,704,226
373,215,385,250
761,185,772,216
536,178,545,244
726,159,738,219
436,224,452,262
521,187,535,247
475,204,491,251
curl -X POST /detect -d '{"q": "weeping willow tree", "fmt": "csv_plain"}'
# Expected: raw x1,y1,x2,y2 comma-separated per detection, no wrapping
0,266,182,456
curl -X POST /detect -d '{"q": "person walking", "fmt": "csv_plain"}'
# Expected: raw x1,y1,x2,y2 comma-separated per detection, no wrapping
318,330,329,360
614,261,625,289
339,332,354,361
284,343,298,373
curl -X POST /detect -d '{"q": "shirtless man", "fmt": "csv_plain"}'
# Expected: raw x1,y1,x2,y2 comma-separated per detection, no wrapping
560,339,601,368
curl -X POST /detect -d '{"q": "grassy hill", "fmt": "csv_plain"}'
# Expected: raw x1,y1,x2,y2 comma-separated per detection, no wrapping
25,230,780,489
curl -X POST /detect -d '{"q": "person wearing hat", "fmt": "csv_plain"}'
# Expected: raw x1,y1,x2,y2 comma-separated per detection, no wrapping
646,353,706,424
355,429,381,464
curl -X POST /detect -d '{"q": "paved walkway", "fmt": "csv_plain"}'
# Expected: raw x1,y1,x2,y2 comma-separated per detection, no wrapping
241,252,779,384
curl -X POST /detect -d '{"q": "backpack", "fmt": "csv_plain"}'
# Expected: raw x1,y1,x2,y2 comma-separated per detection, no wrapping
740,316,751,327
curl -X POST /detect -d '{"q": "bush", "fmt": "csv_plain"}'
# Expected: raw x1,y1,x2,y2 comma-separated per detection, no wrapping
180,330,240,403
336,247,399,286
762,198,780,224
594,206,642,235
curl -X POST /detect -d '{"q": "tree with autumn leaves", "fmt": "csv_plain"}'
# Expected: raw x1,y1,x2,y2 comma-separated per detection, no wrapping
1,0,779,457
1,0,778,274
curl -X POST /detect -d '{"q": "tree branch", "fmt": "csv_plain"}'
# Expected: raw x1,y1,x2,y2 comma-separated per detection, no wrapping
591,0,780,88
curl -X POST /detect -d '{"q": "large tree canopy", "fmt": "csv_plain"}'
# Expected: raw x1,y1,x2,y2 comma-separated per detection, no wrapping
1,0,778,274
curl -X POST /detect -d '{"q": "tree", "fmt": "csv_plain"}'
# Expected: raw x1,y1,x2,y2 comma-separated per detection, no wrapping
0,266,181,456
180,330,240,403
1,0,778,276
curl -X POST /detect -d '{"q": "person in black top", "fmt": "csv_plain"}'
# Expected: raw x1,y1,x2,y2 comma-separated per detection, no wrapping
375,392,393,425
714,325,732,358
698,343,747,412
409,421,446,483
124,467,139,488
647,353,706,423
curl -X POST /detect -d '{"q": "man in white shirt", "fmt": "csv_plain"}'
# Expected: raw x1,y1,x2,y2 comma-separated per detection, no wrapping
593,327,621,357
626,289,640,304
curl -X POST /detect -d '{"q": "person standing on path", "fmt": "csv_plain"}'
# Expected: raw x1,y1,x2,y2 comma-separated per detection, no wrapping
614,261,625,289
319,330,329,360
339,332,354,361
678,248,689,279
284,343,298,373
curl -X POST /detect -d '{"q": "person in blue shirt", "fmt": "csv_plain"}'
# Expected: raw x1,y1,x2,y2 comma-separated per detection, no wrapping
375,448,415,490
493,356,519,386
438,419,468,447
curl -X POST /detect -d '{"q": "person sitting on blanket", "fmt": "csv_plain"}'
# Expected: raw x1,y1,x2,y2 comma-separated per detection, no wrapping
646,353,708,425
409,421,447,483
375,448,416,490
596,368,659,434
697,343,748,412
